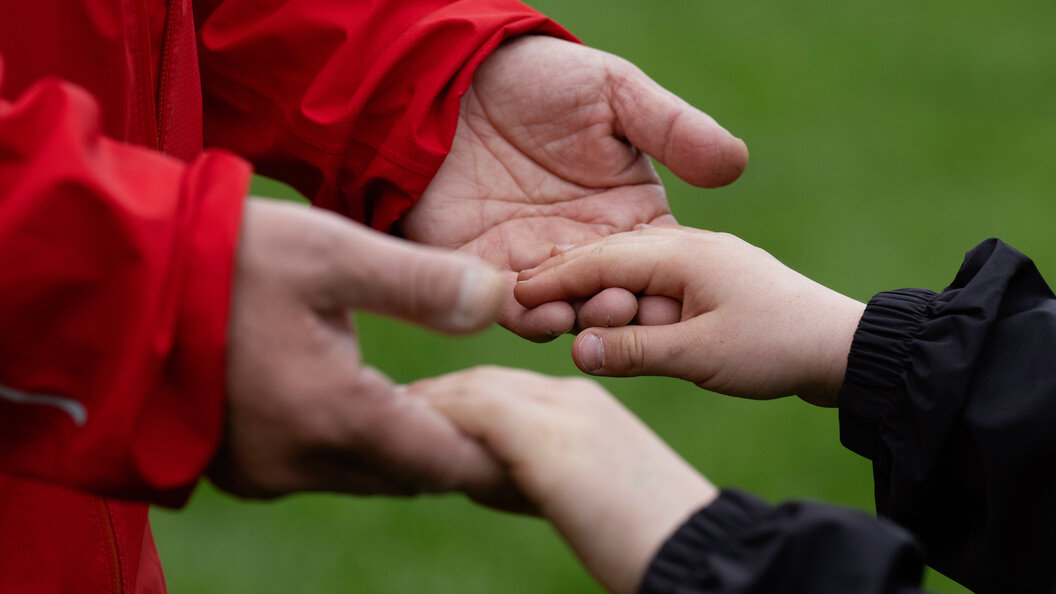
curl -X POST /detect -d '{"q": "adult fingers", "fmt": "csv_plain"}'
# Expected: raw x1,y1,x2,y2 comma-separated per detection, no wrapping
572,325,700,380
326,366,508,495
327,223,507,334
608,62,748,188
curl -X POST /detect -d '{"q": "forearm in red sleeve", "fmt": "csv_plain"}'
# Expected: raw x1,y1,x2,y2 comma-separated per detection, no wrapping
194,0,575,231
0,67,249,507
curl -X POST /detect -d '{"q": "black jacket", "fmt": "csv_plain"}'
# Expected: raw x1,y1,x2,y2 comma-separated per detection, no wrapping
640,239,1056,594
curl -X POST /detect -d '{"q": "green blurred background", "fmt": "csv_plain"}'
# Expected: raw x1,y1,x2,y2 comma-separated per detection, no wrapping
152,1,1056,591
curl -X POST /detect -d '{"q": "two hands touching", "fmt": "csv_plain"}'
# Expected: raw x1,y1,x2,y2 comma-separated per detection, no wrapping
217,209,864,594
212,199,510,498
210,35,749,499
211,36,860,594
401,37,748,340
516,225,866,407
409,226,866,593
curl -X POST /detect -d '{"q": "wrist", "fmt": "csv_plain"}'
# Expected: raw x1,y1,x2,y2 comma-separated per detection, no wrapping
638,490,774,594
799,290,866,407
594,469,719,594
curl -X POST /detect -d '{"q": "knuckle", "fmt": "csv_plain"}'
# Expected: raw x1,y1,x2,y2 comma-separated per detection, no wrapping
398,254,441,320
616,329,649,374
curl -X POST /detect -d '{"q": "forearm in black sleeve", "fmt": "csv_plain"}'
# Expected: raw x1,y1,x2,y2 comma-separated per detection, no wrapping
839,238,1056,593
639,490,926,594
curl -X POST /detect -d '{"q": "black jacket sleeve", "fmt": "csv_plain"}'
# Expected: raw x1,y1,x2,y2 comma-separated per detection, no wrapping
639,239,1056,594
839,238,1056,593
639,490,926,594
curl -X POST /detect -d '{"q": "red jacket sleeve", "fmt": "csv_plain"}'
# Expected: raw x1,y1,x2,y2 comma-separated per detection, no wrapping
0,61,249,506
194,0,576,231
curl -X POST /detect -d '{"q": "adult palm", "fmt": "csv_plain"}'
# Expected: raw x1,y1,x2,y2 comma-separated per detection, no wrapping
400,36,749,341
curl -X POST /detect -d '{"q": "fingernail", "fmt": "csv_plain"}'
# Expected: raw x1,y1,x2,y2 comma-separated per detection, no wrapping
451,266,506,332
579,333,605,373
552,243,577,255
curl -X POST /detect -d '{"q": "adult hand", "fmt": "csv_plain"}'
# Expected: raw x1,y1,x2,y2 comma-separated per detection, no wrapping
209,199,507,498
515,226,866,407
399,36,749,341
411,366,718,594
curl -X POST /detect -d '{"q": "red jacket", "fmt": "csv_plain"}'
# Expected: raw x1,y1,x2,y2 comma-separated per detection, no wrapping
0,1,571,590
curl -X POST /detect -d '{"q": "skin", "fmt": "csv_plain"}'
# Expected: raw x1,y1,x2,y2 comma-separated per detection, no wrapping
515,225,867,406
410,366,718,594
402,36,749,342
208,38,748,498
211,199,509,497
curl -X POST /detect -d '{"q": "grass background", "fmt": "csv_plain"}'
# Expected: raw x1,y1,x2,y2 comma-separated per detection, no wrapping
152,1,1056,591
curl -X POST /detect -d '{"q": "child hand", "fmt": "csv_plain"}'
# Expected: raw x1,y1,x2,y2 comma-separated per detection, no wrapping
409,366,717,594
515,226,866,406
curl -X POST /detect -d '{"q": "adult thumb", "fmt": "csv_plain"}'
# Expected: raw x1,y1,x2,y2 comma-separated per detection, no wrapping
330,224,506,334
611,64,749,188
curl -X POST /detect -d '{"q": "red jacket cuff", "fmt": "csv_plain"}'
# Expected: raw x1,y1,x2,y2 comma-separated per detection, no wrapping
199,0,576,231
133,151,250,506
0,74,249,505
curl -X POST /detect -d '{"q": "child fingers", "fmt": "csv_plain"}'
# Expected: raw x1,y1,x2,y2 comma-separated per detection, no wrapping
572,324,698,380
411,367,555,443
575,288,640,329
635,295,682,326
515,235,686,308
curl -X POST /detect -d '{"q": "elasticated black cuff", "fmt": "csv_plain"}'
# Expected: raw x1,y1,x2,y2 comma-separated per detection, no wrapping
638,490,772,594
838,288,936,461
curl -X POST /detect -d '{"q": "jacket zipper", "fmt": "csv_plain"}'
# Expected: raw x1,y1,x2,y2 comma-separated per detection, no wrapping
155,0,183,153
97,498,124,593
130,0,161,149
